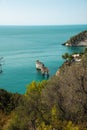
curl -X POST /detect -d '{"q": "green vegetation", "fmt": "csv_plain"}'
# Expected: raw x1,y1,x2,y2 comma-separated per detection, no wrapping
62,52,82,66
0,49,87,130
62,53,73,62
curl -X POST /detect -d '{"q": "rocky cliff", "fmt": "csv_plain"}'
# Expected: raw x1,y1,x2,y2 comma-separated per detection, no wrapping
44,50,87,122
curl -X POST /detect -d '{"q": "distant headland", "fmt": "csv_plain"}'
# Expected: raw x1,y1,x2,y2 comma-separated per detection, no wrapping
62,30,87,46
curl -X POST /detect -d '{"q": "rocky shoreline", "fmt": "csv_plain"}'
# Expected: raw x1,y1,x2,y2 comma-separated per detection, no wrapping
62,30,87,46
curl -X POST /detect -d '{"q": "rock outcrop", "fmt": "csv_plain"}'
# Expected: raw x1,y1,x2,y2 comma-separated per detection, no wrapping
63,30,87,46
44,50,87,122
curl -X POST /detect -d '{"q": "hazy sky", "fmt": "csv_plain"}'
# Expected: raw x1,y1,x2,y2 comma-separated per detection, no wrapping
0,0,87,25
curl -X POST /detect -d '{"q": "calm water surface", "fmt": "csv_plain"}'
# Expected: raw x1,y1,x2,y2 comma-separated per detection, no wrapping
0,25,87,93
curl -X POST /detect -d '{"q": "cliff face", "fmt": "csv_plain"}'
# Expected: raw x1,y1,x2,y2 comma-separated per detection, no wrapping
44,51,87,122
63,30,87,46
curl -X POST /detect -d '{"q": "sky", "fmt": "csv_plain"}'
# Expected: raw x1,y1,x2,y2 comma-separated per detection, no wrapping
0,0,87,25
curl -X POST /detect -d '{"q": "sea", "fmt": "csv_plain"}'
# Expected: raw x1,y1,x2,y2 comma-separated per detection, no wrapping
0,25,87,94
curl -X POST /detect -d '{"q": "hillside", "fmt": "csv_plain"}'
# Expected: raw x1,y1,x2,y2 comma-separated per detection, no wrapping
0,49,87,130
46,50,87,122
63,30,87,46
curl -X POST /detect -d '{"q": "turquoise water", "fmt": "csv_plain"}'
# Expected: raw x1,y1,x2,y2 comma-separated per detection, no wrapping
0,25,87,93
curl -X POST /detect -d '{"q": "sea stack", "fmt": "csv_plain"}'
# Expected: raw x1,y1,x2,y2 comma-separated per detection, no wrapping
36,60,49,77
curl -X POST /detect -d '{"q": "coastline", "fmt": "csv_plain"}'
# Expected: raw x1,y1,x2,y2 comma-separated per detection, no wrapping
62,30,87,47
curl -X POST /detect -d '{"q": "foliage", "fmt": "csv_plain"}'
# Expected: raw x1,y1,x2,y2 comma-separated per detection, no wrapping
65,121,79,130
0,110,11,130
1,50,87,130
0,89,22,114
6,80,49,130
6,110,30,130
62,53,73,61
26,80,47,95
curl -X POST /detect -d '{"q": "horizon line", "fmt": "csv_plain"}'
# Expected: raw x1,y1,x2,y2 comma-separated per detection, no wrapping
0,24,87,26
